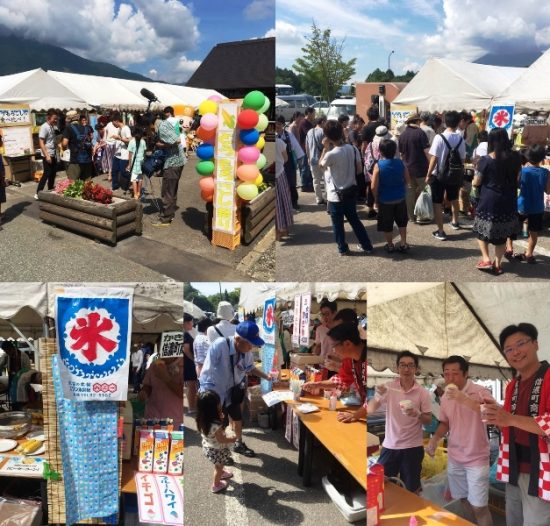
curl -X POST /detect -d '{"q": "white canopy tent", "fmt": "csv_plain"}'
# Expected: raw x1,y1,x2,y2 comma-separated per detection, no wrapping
0,69,89,111
184,300,206,320
367,282,550,380
494,48,550,111
392,58,525,112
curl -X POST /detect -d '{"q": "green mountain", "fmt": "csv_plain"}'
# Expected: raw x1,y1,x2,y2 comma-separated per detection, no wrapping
0,35,151,81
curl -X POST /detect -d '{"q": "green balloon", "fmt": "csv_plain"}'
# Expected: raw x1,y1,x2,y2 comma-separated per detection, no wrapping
255,113,269,132
257,97,270,114
196,160,215,176
256,153,267,170
243,90,266,110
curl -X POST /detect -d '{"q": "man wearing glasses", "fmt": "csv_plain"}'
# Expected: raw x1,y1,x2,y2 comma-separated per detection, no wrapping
367,351,432,493
483,323,550,526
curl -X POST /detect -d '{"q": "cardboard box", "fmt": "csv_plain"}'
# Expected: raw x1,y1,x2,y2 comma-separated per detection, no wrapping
3,155,33,183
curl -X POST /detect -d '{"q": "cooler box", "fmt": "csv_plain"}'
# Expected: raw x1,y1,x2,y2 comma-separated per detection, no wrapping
322,475,366,523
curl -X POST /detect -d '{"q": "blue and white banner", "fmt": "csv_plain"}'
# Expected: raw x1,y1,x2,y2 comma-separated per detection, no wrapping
55,287,133,401
262,297,276,345
488,104,515,138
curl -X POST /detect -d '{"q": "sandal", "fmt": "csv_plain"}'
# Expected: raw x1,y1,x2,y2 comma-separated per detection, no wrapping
492,263,504,276
515,253,536,264
504,250,514,261
384,243,395,253
211,480,228,493
221,470,233,480
476,260,493,270
398,243,410,252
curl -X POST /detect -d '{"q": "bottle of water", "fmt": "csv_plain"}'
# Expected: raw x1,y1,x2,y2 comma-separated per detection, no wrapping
521,221,529,238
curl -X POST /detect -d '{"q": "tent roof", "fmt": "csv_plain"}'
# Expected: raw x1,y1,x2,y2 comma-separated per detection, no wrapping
0,69,89,111
239,282,367,311
494,48,550,111
392,58,525,112
368,283,550,379
187,38,275,91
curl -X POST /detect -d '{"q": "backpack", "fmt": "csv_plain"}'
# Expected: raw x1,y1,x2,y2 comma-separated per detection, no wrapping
437,134,464,185
71,124,92,164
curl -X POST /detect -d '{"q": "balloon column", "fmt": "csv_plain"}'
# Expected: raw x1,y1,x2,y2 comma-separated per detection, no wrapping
195,96,220,202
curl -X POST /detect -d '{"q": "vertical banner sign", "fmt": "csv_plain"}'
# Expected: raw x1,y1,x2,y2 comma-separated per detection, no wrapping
292,295,301,347
213,101,239,234
55,287,133,401
260,344,276,394
488,103,515,138
159,332,184,358
299,293,311,347
262,297,276,345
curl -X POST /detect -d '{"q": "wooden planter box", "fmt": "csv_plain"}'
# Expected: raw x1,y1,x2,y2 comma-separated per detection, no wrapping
38,191,142,246
241,186,275,245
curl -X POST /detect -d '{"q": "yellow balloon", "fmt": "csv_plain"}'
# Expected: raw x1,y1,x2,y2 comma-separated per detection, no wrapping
255,135,265,150
254,174,263,186
198,100,218,116
255,114,269,132
237,182,259,201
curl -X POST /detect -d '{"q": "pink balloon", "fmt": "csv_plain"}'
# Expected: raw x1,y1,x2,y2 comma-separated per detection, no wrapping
208,94,223,102
238,146,261,164
200,113,218,131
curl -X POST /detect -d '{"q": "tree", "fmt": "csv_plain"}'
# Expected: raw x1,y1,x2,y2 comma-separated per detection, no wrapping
293,22,356,102
365,68,417,83
275,67,302,92
184,283,214,313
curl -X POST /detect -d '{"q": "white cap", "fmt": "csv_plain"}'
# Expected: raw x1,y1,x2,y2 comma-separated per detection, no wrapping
216,301,235,321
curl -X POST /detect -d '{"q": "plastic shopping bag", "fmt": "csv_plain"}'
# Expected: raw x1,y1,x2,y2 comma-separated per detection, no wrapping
414,187,434,222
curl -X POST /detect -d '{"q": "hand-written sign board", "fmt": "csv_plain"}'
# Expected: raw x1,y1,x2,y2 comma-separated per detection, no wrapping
0,104,31,126
0,104,33,157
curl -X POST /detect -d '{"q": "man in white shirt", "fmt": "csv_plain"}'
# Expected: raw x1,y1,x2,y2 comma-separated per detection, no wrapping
425,110,466,241
111,115,132,193
306,116,328,204
131,345,144,393
207,301,237,343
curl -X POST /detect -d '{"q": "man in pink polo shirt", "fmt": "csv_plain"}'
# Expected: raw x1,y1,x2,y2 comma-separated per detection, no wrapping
426,355,494,526
368,351,432,493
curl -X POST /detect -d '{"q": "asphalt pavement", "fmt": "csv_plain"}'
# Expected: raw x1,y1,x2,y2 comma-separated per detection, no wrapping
184,412,360,526
276,189,550,281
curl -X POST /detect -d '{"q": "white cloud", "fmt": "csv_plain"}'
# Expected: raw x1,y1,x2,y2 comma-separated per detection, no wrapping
168,55,202,84
0,0,199,67
244,0,274,21
149,69,158,78
264,27,276,38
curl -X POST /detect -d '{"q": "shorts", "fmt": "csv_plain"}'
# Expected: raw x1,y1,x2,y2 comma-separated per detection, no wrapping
67,162,93,181
447,460,490,507
130,171,143,183
377,446,424,493
430,177,460,203
203,446,231,465
223,399,243,422
377,200,408,231
519,213,543,233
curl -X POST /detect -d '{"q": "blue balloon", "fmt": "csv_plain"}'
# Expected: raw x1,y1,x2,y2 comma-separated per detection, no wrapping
196,144,215,160
239,128,260,146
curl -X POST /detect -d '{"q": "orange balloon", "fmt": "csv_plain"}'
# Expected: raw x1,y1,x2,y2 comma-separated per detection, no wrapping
196,126,216,141
172,104,185,115
201,189,214,202
183,105,195,117
236,164,260,182
199,176,215,193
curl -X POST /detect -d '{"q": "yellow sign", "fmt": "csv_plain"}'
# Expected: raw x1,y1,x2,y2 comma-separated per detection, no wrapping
390,104,417,132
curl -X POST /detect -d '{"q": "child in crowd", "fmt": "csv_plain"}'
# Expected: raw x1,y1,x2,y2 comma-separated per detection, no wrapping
127,126,147,200
506,144,550,263
196,390,236,493
370,139,411,253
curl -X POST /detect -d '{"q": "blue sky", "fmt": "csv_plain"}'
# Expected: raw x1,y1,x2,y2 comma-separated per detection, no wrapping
276,0,550,82
190,282,241,297
0,0,274,83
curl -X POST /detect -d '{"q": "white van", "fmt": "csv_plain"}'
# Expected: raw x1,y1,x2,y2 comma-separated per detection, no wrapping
326,98,356,121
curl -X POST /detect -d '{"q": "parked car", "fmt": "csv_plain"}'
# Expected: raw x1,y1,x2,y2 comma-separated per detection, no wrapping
275,93,317,122
312,100,329,115
326,97,357,121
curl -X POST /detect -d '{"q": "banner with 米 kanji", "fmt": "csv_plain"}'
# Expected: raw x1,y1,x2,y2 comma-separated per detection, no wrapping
55,287,133,401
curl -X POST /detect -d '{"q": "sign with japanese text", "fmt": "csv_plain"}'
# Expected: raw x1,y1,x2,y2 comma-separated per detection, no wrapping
1,126,33,157
390,104,417,131
159,331,184,358
0,456,45,478
0,104,31,126
488,103,515,138
292,295,301,347
262,297,276,345
213,101,239,234
55,287,133,401
135,472,184,525
299,293,311,347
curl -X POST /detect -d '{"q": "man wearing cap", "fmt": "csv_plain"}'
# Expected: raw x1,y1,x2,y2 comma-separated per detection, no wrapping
199,320,271,457
398,113,430,222
62,112,94,181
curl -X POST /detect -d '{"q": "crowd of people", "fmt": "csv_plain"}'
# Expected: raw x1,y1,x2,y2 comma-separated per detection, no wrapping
367,323,550,526
276,105,549,272
1,105,191,229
